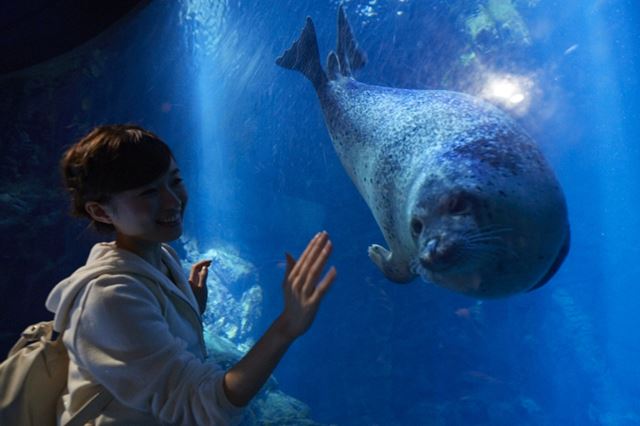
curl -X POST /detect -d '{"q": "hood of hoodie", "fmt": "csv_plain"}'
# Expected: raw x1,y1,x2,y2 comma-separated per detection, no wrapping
46,242,199,332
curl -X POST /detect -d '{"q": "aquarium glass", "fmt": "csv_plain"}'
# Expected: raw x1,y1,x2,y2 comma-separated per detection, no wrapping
1,1,639,424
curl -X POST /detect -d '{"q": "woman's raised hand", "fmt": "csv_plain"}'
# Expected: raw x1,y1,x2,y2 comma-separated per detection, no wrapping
279,231,337,339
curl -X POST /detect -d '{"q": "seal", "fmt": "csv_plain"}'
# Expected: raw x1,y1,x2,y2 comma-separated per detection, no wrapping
277,7,570,298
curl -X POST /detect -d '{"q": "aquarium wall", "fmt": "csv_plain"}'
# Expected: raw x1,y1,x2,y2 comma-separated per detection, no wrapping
1,1,639,424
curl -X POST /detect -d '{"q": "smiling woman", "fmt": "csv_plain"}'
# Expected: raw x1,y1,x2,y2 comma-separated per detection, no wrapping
45,124,337,425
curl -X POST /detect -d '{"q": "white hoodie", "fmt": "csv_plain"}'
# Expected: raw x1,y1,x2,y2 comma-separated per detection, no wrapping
46,242,244,425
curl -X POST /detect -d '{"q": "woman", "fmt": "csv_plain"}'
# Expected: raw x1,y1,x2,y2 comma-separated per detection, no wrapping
46,124,337,425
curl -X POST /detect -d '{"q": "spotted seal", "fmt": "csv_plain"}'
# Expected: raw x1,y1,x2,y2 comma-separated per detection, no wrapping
277,7,570,298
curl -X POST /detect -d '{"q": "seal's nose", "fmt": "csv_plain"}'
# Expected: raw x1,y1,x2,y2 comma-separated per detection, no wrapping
420,237,456,271
420,238,439,268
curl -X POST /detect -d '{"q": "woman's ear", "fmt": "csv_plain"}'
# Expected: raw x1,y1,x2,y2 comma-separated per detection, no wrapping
85,202,114,225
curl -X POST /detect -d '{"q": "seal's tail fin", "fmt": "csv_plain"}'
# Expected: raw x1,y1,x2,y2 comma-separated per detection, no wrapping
276,17,328,91
277,7,367,85
334,5,367,77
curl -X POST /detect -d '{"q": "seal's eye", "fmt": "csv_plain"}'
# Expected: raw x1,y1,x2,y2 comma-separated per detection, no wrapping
447,194,471,215
411,218,423,236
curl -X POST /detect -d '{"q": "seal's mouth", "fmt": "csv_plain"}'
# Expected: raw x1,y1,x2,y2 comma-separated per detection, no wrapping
419,237,461,271
412,226,513,276
410,254,490,297
410,226,524,298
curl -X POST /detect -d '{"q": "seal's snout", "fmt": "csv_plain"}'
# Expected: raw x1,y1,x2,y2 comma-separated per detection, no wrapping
420,238,441,270
420,237,458,271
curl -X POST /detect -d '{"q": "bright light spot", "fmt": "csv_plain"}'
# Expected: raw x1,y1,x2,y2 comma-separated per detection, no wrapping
510,93,525,104
479,73,535,115
489,79,520,101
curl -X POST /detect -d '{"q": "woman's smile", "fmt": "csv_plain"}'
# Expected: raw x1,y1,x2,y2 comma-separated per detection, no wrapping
156,211,182,227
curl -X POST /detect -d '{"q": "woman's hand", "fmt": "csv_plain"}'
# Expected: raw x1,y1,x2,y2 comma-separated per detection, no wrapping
222,231,337,407
189,260,211,314
278,231,337,339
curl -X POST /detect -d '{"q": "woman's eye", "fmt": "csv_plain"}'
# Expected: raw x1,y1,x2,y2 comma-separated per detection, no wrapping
139,188,158,196
172,178,184,186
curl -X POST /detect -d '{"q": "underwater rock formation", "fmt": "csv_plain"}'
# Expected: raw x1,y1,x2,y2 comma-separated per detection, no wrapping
181,236,262,347
464,0,532,48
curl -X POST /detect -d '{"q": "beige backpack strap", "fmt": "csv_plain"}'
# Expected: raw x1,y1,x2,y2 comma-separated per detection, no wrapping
64,389,113,426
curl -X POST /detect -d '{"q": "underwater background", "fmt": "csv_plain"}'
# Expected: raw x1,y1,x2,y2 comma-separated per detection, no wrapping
1,0,639,424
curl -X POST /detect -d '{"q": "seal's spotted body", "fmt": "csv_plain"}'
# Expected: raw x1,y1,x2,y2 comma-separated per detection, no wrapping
278,8,570,297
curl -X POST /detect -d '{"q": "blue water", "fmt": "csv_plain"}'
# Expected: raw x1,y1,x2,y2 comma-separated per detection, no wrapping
2,0,639,424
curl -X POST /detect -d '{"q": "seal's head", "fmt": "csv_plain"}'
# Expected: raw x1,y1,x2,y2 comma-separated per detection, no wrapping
408,186,509,296
406,150,569,298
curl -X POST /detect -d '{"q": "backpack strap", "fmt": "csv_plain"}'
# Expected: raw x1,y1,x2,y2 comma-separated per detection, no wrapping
8,321,57,356
64,389,113,426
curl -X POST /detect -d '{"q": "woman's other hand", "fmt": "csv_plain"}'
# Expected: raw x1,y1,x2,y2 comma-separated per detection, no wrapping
189,260,211,314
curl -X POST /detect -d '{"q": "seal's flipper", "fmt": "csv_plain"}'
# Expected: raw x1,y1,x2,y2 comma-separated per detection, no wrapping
368,244,414,283
336,5,367,77
276,17,328,91
528,226,571,292
327,51,340,80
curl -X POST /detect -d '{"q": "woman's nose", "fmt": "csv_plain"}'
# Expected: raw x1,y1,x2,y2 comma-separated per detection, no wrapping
160,186,182,208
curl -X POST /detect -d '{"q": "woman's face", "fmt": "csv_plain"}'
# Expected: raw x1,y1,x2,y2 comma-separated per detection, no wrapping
105,158,188,243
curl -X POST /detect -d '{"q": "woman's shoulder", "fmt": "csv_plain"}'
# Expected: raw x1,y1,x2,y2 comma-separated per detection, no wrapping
76,273,167,331
84,272,159,302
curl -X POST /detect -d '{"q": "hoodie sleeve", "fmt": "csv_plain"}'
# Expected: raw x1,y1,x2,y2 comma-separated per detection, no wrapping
69,274,244,425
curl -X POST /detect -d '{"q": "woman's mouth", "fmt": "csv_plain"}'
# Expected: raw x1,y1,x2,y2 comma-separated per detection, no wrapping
157,213,181,227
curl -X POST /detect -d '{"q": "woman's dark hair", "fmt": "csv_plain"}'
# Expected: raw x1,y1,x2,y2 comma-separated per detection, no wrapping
61,124,173,233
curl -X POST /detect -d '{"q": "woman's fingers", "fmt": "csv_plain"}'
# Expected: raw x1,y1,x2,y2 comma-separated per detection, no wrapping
290,232,324,279
194,259,212,268
197,264,209,287
303,240,333,297
293,233,321,268
282,253,296,291
189,268,197,284
285,231,335,301
189,259,212,285
311,267,337,303
289,232,334,299
284,253,296,275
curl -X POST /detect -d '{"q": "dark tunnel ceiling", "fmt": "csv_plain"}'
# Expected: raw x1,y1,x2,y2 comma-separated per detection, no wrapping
0,0,150,75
